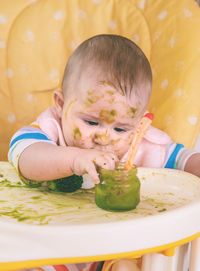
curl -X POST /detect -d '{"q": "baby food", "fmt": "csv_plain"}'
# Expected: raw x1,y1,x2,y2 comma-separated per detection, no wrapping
95,163,140,211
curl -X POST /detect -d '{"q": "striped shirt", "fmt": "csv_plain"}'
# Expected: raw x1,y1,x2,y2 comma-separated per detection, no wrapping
8,106,198,177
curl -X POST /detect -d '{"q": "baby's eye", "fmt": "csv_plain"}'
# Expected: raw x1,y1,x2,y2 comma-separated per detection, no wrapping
114,127,126,133
85,120,99,126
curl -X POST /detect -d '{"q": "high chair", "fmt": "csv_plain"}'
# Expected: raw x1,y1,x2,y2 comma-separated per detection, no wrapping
0,0,200,270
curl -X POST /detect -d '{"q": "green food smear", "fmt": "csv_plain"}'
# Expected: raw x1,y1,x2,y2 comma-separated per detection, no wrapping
100,109,117,124
158,208,167,212
73,127,82,140
130,107,137,117
0,163,191,225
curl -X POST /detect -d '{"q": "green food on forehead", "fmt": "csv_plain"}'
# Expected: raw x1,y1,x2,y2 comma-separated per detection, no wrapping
95,164,140,211
130,107,137,117
99,109,117,124
87,98,94,104
86,90,101,104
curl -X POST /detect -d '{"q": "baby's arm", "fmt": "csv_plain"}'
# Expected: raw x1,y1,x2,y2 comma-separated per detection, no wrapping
184,153,200,177
18,142,118,184
164,142,200,178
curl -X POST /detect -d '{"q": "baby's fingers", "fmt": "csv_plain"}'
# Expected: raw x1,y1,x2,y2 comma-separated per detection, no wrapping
95,153,118,170
106,152,119,167
85,162,100,184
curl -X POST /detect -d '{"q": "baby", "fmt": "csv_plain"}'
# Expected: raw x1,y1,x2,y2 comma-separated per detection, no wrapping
8,34,200,271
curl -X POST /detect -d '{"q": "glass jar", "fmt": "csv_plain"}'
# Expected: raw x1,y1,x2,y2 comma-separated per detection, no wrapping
95,163,140,211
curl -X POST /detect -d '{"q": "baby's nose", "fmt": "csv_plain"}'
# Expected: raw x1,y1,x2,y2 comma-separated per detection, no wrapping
94,131,110,145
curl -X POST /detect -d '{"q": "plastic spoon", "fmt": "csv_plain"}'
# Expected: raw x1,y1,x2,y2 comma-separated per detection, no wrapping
124,113,154,170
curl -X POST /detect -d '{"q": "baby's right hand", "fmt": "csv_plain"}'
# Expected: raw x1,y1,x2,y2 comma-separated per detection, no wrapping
71,149,118,184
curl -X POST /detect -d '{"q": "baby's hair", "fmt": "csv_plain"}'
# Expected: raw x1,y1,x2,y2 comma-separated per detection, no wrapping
62,34,152,105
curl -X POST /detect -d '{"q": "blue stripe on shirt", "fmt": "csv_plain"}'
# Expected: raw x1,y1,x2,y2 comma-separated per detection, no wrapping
10,133,51,148
164,143,184,169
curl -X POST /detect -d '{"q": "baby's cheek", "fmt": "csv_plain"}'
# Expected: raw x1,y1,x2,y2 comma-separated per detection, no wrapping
73,127,82,140
73,126,93,148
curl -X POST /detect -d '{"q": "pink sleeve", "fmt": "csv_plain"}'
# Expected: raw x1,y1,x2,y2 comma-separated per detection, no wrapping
36,106,66,146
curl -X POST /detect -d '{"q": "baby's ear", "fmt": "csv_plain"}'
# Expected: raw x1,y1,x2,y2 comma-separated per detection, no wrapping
54,90,64,117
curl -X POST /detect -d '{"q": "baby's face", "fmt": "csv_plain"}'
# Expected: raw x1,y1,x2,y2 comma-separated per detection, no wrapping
61,76,145,159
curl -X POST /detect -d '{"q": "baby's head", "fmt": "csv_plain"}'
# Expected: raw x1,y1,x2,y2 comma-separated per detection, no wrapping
55,34,152,159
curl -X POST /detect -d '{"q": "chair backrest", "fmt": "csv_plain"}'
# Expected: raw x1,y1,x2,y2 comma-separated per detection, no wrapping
0,0,200,160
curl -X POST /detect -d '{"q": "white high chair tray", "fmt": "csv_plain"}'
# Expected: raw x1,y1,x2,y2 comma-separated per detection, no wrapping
0,161,200,262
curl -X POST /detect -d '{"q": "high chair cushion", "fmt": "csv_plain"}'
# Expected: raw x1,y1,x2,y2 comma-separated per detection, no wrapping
0,0,200,160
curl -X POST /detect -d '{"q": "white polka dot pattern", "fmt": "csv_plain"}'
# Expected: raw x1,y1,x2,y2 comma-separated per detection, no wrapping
0,0,200,161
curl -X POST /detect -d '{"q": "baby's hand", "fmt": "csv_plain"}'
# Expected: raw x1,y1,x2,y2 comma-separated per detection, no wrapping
71,149,118,184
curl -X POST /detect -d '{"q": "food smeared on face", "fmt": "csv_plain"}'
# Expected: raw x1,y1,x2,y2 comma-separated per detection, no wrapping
130,107,137,118
111,138,121,144
100,80,116,89
61,77,144,159
64,99,77,119
106,90,115,96
86,87,116,107
99,109,117,124
73,127,82,140
128,131,135,144
86,90,102,105
95,130,109,144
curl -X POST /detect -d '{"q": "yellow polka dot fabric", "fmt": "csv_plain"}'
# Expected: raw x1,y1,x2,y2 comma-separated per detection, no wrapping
0,0,200,160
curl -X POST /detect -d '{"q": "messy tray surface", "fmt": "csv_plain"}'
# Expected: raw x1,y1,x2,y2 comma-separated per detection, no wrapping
0,161,199,226
0,161,200,262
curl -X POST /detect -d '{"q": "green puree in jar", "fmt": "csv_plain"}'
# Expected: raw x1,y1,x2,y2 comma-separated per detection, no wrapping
95,164,140,211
